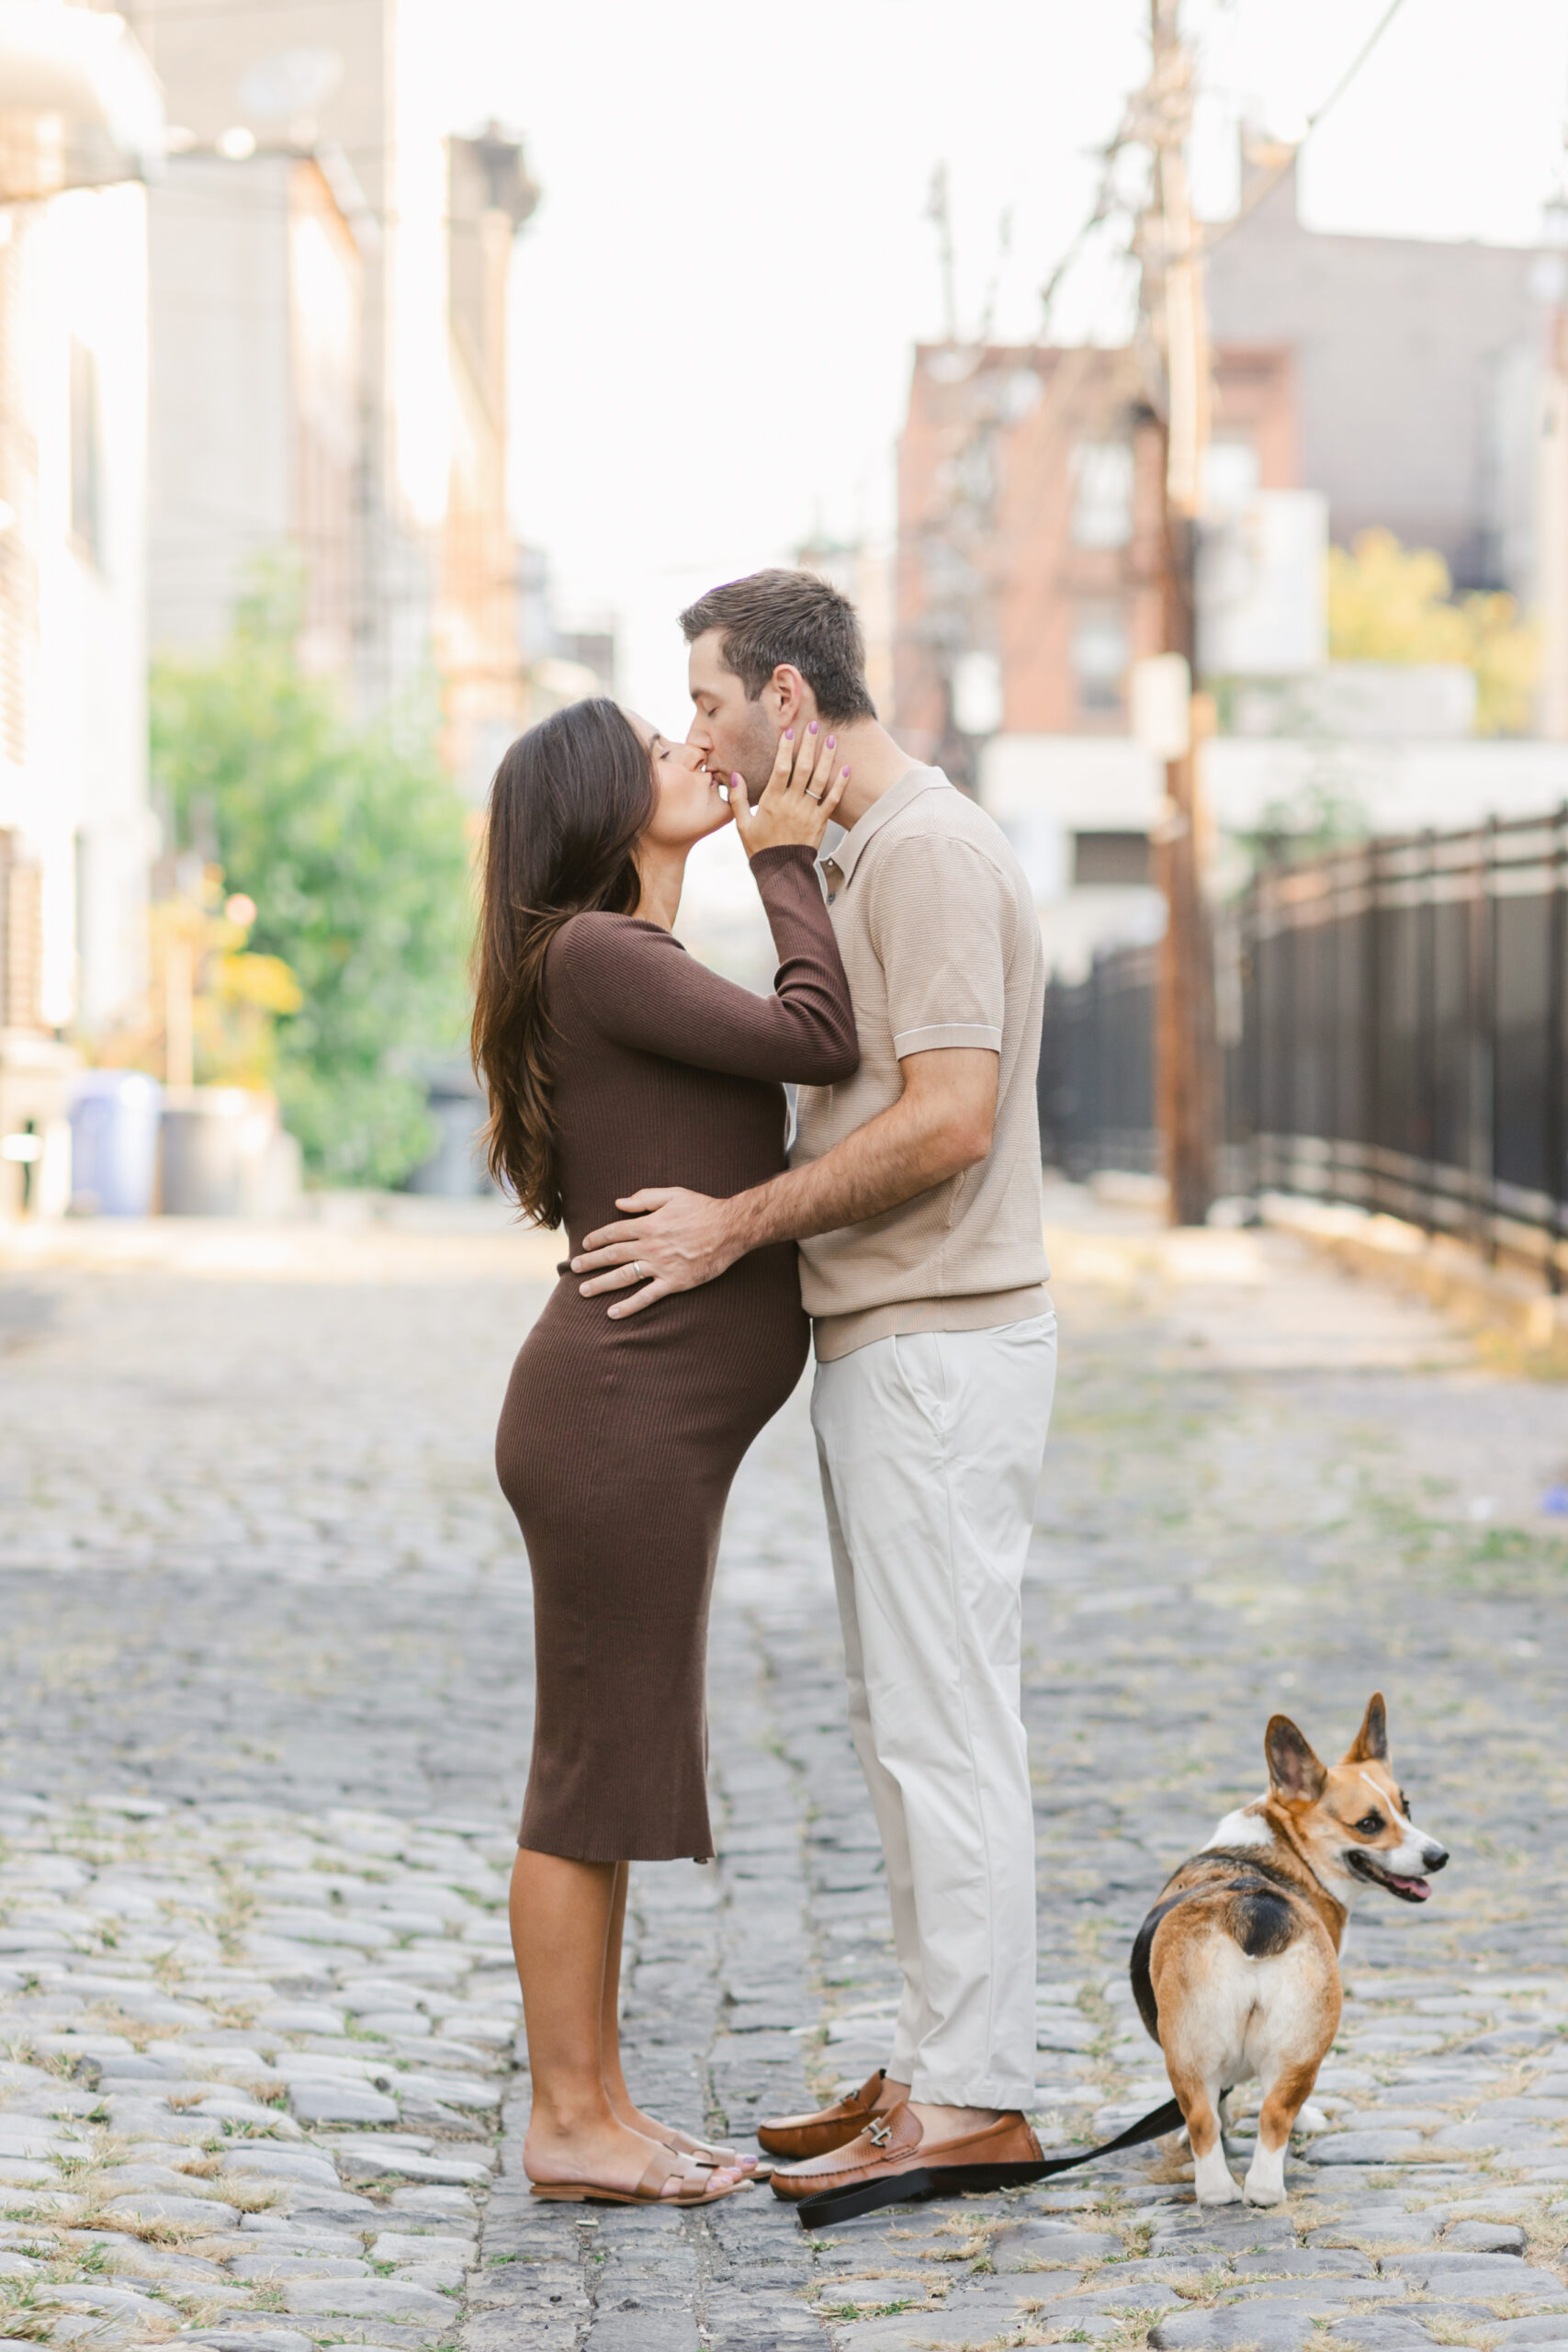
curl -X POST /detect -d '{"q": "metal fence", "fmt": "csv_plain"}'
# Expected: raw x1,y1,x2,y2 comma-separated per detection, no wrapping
1037,940,1160,1182
1037,807,1568,1285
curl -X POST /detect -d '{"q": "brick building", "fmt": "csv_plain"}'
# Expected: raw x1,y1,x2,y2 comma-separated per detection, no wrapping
895,162,1559,773
894,338,1296,772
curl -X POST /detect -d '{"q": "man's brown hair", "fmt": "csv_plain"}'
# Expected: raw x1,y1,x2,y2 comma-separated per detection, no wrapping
679,568,876,723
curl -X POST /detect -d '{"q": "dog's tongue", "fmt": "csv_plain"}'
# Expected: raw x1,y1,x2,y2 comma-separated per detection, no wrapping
1389,1872,1431,1901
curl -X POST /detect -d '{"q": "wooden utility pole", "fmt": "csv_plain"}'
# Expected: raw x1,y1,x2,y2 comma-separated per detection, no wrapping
1141,0,1219,1225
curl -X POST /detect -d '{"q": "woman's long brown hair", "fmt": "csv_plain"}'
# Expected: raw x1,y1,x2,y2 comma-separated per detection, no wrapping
471,699,654,1224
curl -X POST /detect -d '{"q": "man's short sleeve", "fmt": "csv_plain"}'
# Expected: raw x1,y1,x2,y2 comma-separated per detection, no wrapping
869,833,1012,1058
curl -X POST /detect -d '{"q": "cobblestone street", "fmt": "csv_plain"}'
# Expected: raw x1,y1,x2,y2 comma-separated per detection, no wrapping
4,1198,1568,2352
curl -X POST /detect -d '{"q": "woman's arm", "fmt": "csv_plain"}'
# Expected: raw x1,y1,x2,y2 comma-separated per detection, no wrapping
553,851,858,1085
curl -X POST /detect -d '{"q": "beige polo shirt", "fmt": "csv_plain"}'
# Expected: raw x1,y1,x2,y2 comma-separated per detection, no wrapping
792,765,1050,1362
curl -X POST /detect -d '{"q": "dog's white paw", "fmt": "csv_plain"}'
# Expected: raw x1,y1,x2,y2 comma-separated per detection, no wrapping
1193,2148,1244,2204
1294,2103,1330,2135
1244,2156,1287,2206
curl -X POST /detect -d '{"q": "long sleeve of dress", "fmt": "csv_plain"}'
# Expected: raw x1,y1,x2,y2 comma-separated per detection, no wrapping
548,844,859,1085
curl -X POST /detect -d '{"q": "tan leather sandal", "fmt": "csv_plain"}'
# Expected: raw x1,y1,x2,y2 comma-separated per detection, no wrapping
529,2143,752,2206
660,2124,757,2171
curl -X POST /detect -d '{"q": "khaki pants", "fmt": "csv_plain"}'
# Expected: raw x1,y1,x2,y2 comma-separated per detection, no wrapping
810,1312,1056,2110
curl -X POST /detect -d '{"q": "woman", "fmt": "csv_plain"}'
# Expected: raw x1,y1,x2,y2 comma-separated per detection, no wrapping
473,698,857,2206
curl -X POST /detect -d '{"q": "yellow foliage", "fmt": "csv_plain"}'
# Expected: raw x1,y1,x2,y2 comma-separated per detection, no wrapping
197,937,302,1085
210,950,302,1022
95,865,302,1087
1326,528,1538,737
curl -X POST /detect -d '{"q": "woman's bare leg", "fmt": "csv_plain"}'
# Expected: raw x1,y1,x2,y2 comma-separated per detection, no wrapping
599,1861,635,2114
511,1848,742,2194
597,1863,754,2165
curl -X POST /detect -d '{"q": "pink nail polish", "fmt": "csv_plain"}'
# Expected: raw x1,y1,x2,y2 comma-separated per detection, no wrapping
809,720,818,734
841,765,850,778
784,728,793,741
827,735,836,749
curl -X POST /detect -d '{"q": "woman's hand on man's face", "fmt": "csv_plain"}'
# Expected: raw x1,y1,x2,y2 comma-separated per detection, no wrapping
727,721,849,859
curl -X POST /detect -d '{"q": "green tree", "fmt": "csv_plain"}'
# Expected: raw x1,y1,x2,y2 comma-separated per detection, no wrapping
151,566,475,1187
1327,527,1538,737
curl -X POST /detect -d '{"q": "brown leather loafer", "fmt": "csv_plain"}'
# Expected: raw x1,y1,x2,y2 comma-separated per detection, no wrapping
755,2068,891,2161
770,2102,1043,2223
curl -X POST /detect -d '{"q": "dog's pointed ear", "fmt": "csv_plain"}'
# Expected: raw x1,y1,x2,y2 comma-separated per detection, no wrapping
1343,1692,1389,1765
1266,1713,1328,1803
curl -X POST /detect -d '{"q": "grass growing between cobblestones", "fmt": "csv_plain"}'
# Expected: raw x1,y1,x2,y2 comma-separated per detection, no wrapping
7,1220,1568,2348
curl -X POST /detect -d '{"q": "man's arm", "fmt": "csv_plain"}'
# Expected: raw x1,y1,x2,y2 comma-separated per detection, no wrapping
571,1048,998,1319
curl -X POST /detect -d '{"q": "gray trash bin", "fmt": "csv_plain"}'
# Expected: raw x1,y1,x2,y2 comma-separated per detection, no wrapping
158,1087,258,1215
404,1056,493,1196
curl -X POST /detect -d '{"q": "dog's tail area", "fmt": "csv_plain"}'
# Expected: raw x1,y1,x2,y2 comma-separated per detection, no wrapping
1231,1883,1294,1958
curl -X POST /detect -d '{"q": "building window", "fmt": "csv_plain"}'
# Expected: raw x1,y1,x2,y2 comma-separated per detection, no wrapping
1071,605,1128,714
70,340,102,567
1073,831,1151,888
1070,442,1134,548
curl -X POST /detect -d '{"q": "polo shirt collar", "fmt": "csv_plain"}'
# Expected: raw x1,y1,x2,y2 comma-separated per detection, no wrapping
820,764,950,888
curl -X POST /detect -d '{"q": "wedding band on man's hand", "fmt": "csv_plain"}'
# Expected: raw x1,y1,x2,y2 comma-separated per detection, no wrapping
632,1261,644,1280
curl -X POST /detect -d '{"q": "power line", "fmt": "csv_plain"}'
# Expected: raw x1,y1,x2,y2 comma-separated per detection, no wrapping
924,164,959,345
1201,0,1413,254
1037,129,1138,335
901,0,1415,803
1032,0,1415,305
1303,0,1411,140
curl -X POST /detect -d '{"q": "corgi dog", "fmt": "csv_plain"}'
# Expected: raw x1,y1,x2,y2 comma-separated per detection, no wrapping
1130,1694,1449,2208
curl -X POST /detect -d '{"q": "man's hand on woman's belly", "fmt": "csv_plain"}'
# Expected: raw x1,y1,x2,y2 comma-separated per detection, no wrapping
571,1048,998,1322
572,1188,746,1319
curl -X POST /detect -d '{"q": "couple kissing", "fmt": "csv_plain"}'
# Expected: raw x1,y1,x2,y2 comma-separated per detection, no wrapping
471,567,1055,2210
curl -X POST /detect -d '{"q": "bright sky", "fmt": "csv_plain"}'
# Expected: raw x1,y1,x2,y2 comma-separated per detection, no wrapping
414,0,1568,736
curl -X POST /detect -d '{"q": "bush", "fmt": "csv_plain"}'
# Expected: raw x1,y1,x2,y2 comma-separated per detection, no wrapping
1327,527,1538,737
152,566,476,1187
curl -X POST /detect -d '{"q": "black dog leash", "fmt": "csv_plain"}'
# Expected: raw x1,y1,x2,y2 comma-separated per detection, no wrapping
792,2091,1187,2231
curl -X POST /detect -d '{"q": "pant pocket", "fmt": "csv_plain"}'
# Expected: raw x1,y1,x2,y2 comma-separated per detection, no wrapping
889,1329,949,1435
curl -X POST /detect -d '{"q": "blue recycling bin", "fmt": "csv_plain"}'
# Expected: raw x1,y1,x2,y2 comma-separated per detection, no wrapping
67,1070,163,1216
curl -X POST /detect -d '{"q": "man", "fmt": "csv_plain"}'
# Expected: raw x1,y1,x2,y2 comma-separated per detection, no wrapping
571,568,1055,2206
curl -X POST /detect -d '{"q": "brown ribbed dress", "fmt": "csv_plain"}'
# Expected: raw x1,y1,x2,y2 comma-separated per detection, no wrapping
495,844,858,1863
